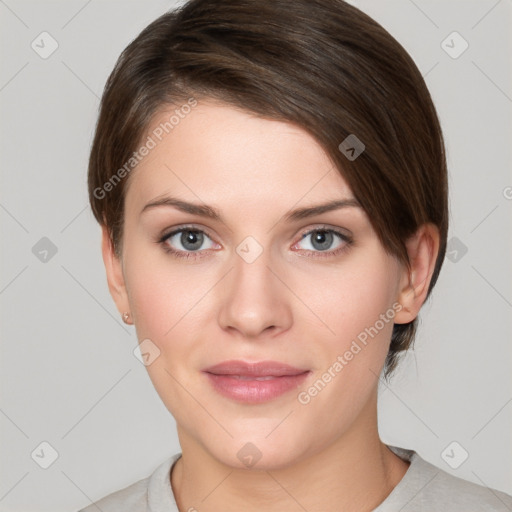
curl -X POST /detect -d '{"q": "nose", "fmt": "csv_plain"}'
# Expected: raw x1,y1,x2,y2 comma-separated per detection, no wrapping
217,243,293,340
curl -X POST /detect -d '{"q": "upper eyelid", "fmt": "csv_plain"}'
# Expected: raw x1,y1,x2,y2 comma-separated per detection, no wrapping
163,224,214,238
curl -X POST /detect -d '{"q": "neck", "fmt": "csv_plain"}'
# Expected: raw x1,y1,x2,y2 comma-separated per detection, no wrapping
171,393,410,512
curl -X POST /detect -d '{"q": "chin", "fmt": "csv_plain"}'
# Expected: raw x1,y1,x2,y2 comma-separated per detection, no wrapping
203,429,314,471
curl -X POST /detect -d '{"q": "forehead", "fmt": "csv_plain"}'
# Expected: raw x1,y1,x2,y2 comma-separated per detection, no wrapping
125,100,354,215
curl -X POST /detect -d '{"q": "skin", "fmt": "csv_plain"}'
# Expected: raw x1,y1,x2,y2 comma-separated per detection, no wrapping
102,100,440,512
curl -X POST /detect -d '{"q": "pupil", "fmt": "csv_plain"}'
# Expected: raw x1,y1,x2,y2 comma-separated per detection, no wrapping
182,230,203,250
312,230,332,251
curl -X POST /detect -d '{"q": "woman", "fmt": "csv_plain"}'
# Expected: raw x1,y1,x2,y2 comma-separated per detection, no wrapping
80,0,512,510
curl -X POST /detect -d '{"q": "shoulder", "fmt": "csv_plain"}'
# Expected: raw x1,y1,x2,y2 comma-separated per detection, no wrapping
76,454,181,512
419,462,512,511
382,445,512,512
78,477,149,512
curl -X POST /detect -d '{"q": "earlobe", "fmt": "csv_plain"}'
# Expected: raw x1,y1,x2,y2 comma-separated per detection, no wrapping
101,226,130,317
394,223,440,325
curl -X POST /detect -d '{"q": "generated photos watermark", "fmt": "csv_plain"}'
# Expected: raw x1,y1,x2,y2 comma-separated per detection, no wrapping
297,301,403,405
93,97,198,200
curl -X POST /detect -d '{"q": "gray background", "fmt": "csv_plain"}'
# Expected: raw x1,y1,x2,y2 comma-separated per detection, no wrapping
0,1,511,510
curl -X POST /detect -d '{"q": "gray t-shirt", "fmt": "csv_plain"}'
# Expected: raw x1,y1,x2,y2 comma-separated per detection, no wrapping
77,445,512,511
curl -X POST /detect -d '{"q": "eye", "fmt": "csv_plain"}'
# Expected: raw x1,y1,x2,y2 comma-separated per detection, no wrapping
159,226,218,259
292,227,353,257
158,225,353,260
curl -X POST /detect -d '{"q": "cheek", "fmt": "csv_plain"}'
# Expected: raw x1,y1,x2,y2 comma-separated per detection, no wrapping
123,243,219,387
124,230,399,370
293,250,400,353
123,234,210,339
125,234,400,361
288,269,399,443
291,249,401,412
123,251,212,421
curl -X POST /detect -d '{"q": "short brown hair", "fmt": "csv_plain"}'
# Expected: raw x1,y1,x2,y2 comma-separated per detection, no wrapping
88,0,449,380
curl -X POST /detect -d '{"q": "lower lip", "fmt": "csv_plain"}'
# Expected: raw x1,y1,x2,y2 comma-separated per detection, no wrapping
204,372,310,403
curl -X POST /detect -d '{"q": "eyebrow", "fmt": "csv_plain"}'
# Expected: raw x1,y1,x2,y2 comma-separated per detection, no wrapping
140,195,361,222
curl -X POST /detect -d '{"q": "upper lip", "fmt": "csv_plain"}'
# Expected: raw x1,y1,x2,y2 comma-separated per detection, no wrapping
203,360,309,377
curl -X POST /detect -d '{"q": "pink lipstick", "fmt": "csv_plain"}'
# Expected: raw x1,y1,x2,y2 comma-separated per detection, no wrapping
203,360,310,403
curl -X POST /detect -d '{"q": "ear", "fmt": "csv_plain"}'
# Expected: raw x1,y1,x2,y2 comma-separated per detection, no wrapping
101,225,130,318
394,223,440,325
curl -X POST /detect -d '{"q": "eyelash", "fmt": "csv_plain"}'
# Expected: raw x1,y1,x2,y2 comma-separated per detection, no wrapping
157,224,354,260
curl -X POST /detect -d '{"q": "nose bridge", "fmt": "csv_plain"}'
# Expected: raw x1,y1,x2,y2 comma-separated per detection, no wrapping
233,236,273,290
217,234,292,338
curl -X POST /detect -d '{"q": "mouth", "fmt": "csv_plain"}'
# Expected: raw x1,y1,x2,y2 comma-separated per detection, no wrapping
202,360,311,403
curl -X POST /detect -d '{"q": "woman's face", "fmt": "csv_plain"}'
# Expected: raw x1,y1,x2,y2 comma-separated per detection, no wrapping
109,100,410,469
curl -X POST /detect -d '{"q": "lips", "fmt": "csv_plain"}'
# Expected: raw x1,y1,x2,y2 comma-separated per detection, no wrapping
202,360,310,403
204,360,308,377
